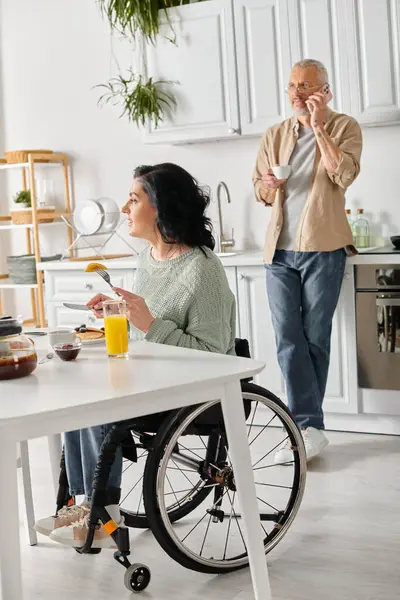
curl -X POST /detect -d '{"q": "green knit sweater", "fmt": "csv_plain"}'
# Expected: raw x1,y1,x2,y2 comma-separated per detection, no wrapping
131,246,236,355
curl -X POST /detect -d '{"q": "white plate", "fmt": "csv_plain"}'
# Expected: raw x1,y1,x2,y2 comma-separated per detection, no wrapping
80,337,105,346
96,197,120,232
73,200,103,235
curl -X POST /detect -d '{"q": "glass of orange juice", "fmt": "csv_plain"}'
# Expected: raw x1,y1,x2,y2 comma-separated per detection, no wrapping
103,299,129,359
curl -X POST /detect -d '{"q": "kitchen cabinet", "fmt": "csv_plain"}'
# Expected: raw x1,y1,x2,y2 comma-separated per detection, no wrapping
344,0,400,126
143,0,239,144
237,266,285,396
234,0,292,135
47,303,101,329
144,0,400,144
224,265,241,337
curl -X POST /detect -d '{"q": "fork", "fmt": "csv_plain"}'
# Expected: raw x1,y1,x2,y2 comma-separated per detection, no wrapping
94,267,115,292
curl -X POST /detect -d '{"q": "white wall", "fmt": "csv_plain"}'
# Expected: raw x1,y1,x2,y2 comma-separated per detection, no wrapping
1,0,400,316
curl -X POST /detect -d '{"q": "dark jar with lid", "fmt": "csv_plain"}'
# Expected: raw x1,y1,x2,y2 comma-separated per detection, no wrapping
0,316,37,380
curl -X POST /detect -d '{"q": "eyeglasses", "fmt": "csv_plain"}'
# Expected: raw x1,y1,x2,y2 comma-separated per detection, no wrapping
285,82,327,95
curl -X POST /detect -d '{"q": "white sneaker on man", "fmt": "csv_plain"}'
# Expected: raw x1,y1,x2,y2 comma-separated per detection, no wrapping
274,427,329,464
302,427,329,460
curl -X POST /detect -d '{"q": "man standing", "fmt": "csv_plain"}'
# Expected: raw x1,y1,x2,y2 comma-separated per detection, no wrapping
253,59,362,462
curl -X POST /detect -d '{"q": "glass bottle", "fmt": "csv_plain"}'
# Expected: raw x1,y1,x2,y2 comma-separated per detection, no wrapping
345,208,354,236
353,209,370,249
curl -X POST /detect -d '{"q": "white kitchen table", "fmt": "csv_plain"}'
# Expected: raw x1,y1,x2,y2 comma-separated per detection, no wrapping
0,340,270,600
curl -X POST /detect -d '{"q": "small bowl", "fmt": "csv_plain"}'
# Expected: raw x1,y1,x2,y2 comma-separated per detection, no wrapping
390,235,400,249
53,341,82,362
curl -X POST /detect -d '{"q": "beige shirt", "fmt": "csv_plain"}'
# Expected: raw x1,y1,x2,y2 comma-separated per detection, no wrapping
253,110,363,264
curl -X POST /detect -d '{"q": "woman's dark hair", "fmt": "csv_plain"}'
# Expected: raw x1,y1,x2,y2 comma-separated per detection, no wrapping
133,163,215,251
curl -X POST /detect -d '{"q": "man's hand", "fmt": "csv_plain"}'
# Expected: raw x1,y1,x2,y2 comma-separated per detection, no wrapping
306,88,333,130
262,168,286,190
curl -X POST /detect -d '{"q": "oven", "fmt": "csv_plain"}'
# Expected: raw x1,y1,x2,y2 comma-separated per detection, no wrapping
355,264,400,390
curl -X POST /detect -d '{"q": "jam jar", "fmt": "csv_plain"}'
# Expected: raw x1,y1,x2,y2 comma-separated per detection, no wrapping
0,316,37,380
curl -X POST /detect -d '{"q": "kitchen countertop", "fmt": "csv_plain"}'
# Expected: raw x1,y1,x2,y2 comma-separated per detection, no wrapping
37,247,400,271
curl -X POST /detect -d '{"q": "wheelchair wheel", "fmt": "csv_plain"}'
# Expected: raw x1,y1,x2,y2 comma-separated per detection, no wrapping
120,426,213,529
143,383,306,574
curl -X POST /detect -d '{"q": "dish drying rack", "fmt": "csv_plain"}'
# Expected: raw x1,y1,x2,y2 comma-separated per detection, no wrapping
60,214,138,261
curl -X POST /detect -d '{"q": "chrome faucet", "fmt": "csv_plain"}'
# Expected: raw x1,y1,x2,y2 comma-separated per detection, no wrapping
216,181,235,253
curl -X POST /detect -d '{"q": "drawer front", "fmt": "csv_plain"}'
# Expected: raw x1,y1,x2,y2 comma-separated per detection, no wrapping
47,303,103,329
45,270,134,302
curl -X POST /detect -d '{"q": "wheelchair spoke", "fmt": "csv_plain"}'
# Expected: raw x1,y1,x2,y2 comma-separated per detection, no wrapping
247,401,259,440
120,474,144,505
257,496,279,513
181,511,210,543
248,413,277,447
166,473,180,506
176,442,204,462
226,490,247,552
171,459,199,487
199,514,212,557
254,481,292,490
253,461,294,471
252,436,289,469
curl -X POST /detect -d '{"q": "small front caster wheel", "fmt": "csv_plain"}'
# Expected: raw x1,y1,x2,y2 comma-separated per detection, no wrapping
124,563,151,593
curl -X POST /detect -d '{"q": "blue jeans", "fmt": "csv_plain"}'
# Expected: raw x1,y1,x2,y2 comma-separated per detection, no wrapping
64,424,123,502
266,249,346,429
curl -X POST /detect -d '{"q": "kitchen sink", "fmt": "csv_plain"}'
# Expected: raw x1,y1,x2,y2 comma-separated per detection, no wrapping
215,252,237,257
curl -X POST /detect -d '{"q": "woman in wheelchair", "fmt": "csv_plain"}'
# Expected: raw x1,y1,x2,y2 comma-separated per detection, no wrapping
34,162,238,548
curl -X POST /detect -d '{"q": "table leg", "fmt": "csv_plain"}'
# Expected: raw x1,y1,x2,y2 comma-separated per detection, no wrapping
0,435,24,600
47,434,62,495
220,380,272,600
20,441,37,546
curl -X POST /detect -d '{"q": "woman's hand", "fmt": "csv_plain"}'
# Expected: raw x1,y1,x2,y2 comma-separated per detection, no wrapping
113,287,155,333
86,293,113,318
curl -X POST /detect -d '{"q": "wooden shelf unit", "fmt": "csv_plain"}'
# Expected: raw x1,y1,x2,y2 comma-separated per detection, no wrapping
0,152,73,327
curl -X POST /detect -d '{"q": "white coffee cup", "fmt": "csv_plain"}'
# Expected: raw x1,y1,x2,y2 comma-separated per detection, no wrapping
272,165,292,180
48,328,77,347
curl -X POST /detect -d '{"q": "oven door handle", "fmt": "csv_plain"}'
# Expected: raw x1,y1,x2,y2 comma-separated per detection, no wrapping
376,298,400,306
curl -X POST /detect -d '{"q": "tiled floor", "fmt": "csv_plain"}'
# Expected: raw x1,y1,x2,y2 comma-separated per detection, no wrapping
17,430,400,600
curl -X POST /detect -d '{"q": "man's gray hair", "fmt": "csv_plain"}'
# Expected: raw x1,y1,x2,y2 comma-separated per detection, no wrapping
292,59,328,81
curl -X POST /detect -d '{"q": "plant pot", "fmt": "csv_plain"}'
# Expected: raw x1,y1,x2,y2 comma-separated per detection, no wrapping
11,206,56,225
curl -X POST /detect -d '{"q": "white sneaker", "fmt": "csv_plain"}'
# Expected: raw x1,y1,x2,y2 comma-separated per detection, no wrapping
302,427,329,461
34,503,90,537
274,438,295,465
274,427,329,464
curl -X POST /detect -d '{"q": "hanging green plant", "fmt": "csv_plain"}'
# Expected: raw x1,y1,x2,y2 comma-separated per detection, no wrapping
96,70,176,128
96,1,204,127
98,0,201,43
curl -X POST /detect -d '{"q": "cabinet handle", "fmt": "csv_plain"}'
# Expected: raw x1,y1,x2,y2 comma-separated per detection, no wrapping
228,128,241,135
83,281,93,290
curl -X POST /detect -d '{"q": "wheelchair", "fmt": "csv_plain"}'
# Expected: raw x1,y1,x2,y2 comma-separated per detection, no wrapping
55,340,307,593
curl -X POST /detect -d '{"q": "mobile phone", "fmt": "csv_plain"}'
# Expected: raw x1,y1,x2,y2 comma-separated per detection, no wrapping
322,83,330,94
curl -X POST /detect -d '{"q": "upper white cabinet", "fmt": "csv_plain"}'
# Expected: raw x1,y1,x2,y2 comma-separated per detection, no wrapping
287,0,352,115
144,0,400,144
344,0,400,126
234,0,292,135
143,0,240,144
